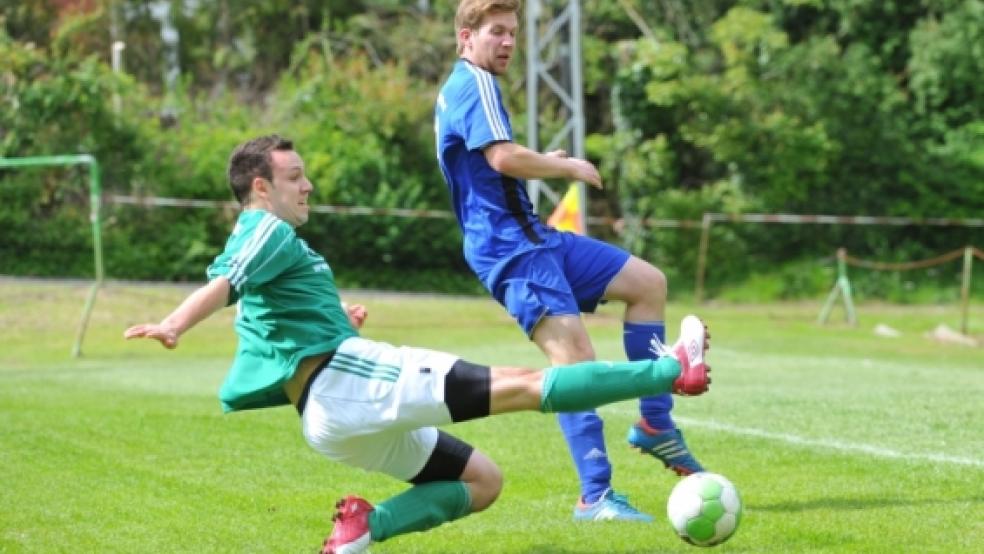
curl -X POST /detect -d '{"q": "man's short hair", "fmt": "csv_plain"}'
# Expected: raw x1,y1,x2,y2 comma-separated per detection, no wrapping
226,135,294,205
455,0,522,54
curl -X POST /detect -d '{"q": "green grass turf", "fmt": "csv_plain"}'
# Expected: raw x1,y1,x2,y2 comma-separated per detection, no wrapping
1,278,982,553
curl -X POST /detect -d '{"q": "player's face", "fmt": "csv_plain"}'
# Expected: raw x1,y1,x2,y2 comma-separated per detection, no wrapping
462,11,517,75
266,149,313,227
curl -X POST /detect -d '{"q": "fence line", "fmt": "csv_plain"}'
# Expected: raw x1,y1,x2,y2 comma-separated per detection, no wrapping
819,247,980,335
107,195,983,312
693,213,984,303
108,194,458,220
108,194,984,229
109,194,706,228
705,212,984,227
843,247,984,271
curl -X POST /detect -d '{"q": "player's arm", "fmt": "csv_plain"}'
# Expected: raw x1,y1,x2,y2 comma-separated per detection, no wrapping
483,141,602,188
123,277,232,349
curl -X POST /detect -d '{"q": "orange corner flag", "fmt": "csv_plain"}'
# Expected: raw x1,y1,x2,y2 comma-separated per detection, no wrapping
546,184,585,235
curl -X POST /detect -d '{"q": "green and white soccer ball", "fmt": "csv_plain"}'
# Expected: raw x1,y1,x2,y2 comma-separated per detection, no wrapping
666,472,742,547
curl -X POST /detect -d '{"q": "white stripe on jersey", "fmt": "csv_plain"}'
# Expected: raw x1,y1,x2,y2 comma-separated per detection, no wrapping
239,235,291,287
464,63,509,141
228,213,279,288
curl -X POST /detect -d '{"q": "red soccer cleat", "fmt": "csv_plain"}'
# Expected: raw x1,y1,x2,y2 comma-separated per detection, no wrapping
322,495,374,554
669,315,711,395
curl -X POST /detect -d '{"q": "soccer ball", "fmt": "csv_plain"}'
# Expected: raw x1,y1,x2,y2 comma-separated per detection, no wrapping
666,472,742,547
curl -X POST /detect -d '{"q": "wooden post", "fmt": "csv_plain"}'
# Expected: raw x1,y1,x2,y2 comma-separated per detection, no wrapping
959,246,973,336
695,213,712,303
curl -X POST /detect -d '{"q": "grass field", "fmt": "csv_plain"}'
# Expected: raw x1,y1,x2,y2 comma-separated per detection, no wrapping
1,278,982,553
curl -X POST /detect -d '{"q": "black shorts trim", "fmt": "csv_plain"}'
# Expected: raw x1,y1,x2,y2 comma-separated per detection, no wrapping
444,359,491,422
409,430,474,484
296,352,334,416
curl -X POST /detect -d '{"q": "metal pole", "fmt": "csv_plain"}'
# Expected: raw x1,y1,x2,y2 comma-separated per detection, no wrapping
112,41,125,114
818,278,840,325
526,0,541,210
819,247,856,325
0,155,104,357
72,158,104,357
838,248,857,325
525,0,585,228
568,0,587,235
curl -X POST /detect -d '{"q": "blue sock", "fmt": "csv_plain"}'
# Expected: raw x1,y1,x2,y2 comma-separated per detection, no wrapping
557,411,611,504
624,321,675,431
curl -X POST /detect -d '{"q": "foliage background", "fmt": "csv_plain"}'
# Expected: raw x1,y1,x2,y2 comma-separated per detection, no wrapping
1,0,981,297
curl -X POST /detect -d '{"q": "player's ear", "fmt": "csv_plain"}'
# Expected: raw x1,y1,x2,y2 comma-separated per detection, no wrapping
251,176,270,199
458,27,472,51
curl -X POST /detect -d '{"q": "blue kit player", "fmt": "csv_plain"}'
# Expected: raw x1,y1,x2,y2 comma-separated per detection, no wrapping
435,0,711,522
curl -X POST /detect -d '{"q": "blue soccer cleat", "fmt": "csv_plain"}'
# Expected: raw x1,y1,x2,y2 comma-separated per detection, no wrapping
627,421,705,476
573,488,654,522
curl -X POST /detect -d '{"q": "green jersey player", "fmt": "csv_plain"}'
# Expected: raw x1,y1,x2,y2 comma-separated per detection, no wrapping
124,134,711,554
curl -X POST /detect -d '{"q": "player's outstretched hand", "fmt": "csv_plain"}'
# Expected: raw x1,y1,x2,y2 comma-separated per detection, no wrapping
124,324,179,349
344,303,368,329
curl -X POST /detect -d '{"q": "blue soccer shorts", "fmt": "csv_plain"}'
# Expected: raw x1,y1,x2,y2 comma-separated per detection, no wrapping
490,231,631,337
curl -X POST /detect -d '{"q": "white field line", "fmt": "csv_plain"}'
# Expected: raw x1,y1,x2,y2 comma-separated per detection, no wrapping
610,410,984,468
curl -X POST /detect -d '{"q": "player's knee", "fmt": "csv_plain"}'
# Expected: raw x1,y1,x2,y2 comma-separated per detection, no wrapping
626,265,667,309
611,258,667,307
645,266,668,300
469,462,503,512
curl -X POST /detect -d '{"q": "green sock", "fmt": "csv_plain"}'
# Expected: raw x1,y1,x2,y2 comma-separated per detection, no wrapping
368,481,471,542
539,358,681,413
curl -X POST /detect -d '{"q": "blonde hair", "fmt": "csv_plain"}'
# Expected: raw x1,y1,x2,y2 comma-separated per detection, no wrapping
455,0,522,54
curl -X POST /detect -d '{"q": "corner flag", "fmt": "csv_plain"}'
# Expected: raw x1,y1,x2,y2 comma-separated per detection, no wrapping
546,183,585,235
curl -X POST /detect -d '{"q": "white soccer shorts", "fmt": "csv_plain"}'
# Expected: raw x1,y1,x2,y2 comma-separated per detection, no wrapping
300,336,459,481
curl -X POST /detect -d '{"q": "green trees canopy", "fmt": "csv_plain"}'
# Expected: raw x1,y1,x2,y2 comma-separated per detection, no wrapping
1,0,981,297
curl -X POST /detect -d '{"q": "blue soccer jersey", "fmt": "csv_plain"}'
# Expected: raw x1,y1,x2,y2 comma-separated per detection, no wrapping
435,59,557,281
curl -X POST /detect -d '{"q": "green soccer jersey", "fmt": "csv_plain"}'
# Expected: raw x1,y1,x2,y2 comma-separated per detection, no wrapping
207,209,358,412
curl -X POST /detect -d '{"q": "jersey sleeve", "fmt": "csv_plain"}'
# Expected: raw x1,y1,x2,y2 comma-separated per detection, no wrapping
457,70,513,151
207,215,298,298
